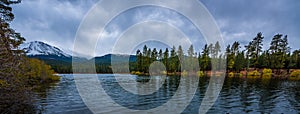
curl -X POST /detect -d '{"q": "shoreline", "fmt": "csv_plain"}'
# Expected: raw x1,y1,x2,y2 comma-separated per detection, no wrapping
55,69,300,80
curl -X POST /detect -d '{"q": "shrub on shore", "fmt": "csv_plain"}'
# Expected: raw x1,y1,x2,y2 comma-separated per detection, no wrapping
228,72,234,78
131,71,142,75
290,70,300,80
24,58,60,84
262,69,272,79
247,70,261,78
197,71,204,77
181,70,188,76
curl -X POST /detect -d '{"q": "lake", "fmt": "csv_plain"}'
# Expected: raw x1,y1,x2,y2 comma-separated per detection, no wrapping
35,74,300,113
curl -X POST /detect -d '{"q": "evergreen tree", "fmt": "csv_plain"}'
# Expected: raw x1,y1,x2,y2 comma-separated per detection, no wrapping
0,0,39,112
158,49,163,61
245,32,264,69
208,43,214,57
201,44,210,73
281,35,291,70
188,45,196,71
143,45,148,56
198,52,201,71
136,49,142,71
177,45,184,71
268,34,289,74
188,45,195,57
234,51,245,72
226,45,234,72
213,41,221,59
163,48,169,72
252,32,264,68
146,48,151,72
170,46,177,72
151,48,158,61
289,50,300,69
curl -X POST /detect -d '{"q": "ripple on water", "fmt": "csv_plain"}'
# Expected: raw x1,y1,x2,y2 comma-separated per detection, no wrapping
35,74,300,113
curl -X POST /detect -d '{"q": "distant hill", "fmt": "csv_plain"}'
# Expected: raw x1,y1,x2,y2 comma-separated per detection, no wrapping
19,41,136,73
94,54,136,64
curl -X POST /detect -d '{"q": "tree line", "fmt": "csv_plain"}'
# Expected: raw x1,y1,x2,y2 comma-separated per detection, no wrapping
134,32,300,75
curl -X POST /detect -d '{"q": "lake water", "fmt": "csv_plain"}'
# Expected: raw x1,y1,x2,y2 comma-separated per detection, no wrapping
35,74,300,114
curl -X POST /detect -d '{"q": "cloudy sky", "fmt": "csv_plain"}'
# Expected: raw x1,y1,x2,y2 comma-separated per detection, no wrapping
11,0,300,57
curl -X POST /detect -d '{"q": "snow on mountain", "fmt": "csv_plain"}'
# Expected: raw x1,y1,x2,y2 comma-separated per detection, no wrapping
19,41,71,57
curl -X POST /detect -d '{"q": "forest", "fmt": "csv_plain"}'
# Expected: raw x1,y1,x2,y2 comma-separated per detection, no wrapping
132,32,300,79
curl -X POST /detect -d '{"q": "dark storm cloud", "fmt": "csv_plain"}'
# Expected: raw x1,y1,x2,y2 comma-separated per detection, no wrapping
11,0,98,51
201,0,300,50
10,0,300,56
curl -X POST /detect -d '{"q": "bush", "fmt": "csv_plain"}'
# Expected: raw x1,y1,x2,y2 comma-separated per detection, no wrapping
181,70,188,76
24,58,60,84
197,71,204,77
168,72,175,76
162,71,167,75
247,70,260,77
132,71,142,75
228,72,234,78
262,69,272,79
131,71,136,74
237,73,243,77
48,75,60,81
290,70,300,78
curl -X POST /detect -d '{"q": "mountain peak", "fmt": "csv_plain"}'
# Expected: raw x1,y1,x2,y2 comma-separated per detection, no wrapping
19,41,71,57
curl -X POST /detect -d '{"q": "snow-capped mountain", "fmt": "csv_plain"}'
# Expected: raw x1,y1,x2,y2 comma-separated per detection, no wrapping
19,41,71,57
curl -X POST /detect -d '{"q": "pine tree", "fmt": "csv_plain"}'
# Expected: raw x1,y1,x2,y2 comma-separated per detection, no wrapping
201,44,210,73
0,0,36,112
136,49,142,71
226,45,234,72
163,48,169,72
146,48,151,73
290,50,300,69
170,46,177,72
158,49,163,61
268,34,289,74
188,45,195,71
252,32,264,68
177,45,184,71
151,48,158,62
213,41,221,59
245,32,264,69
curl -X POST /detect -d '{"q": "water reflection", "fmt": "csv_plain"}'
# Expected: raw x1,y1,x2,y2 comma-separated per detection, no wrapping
35,74,300,113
